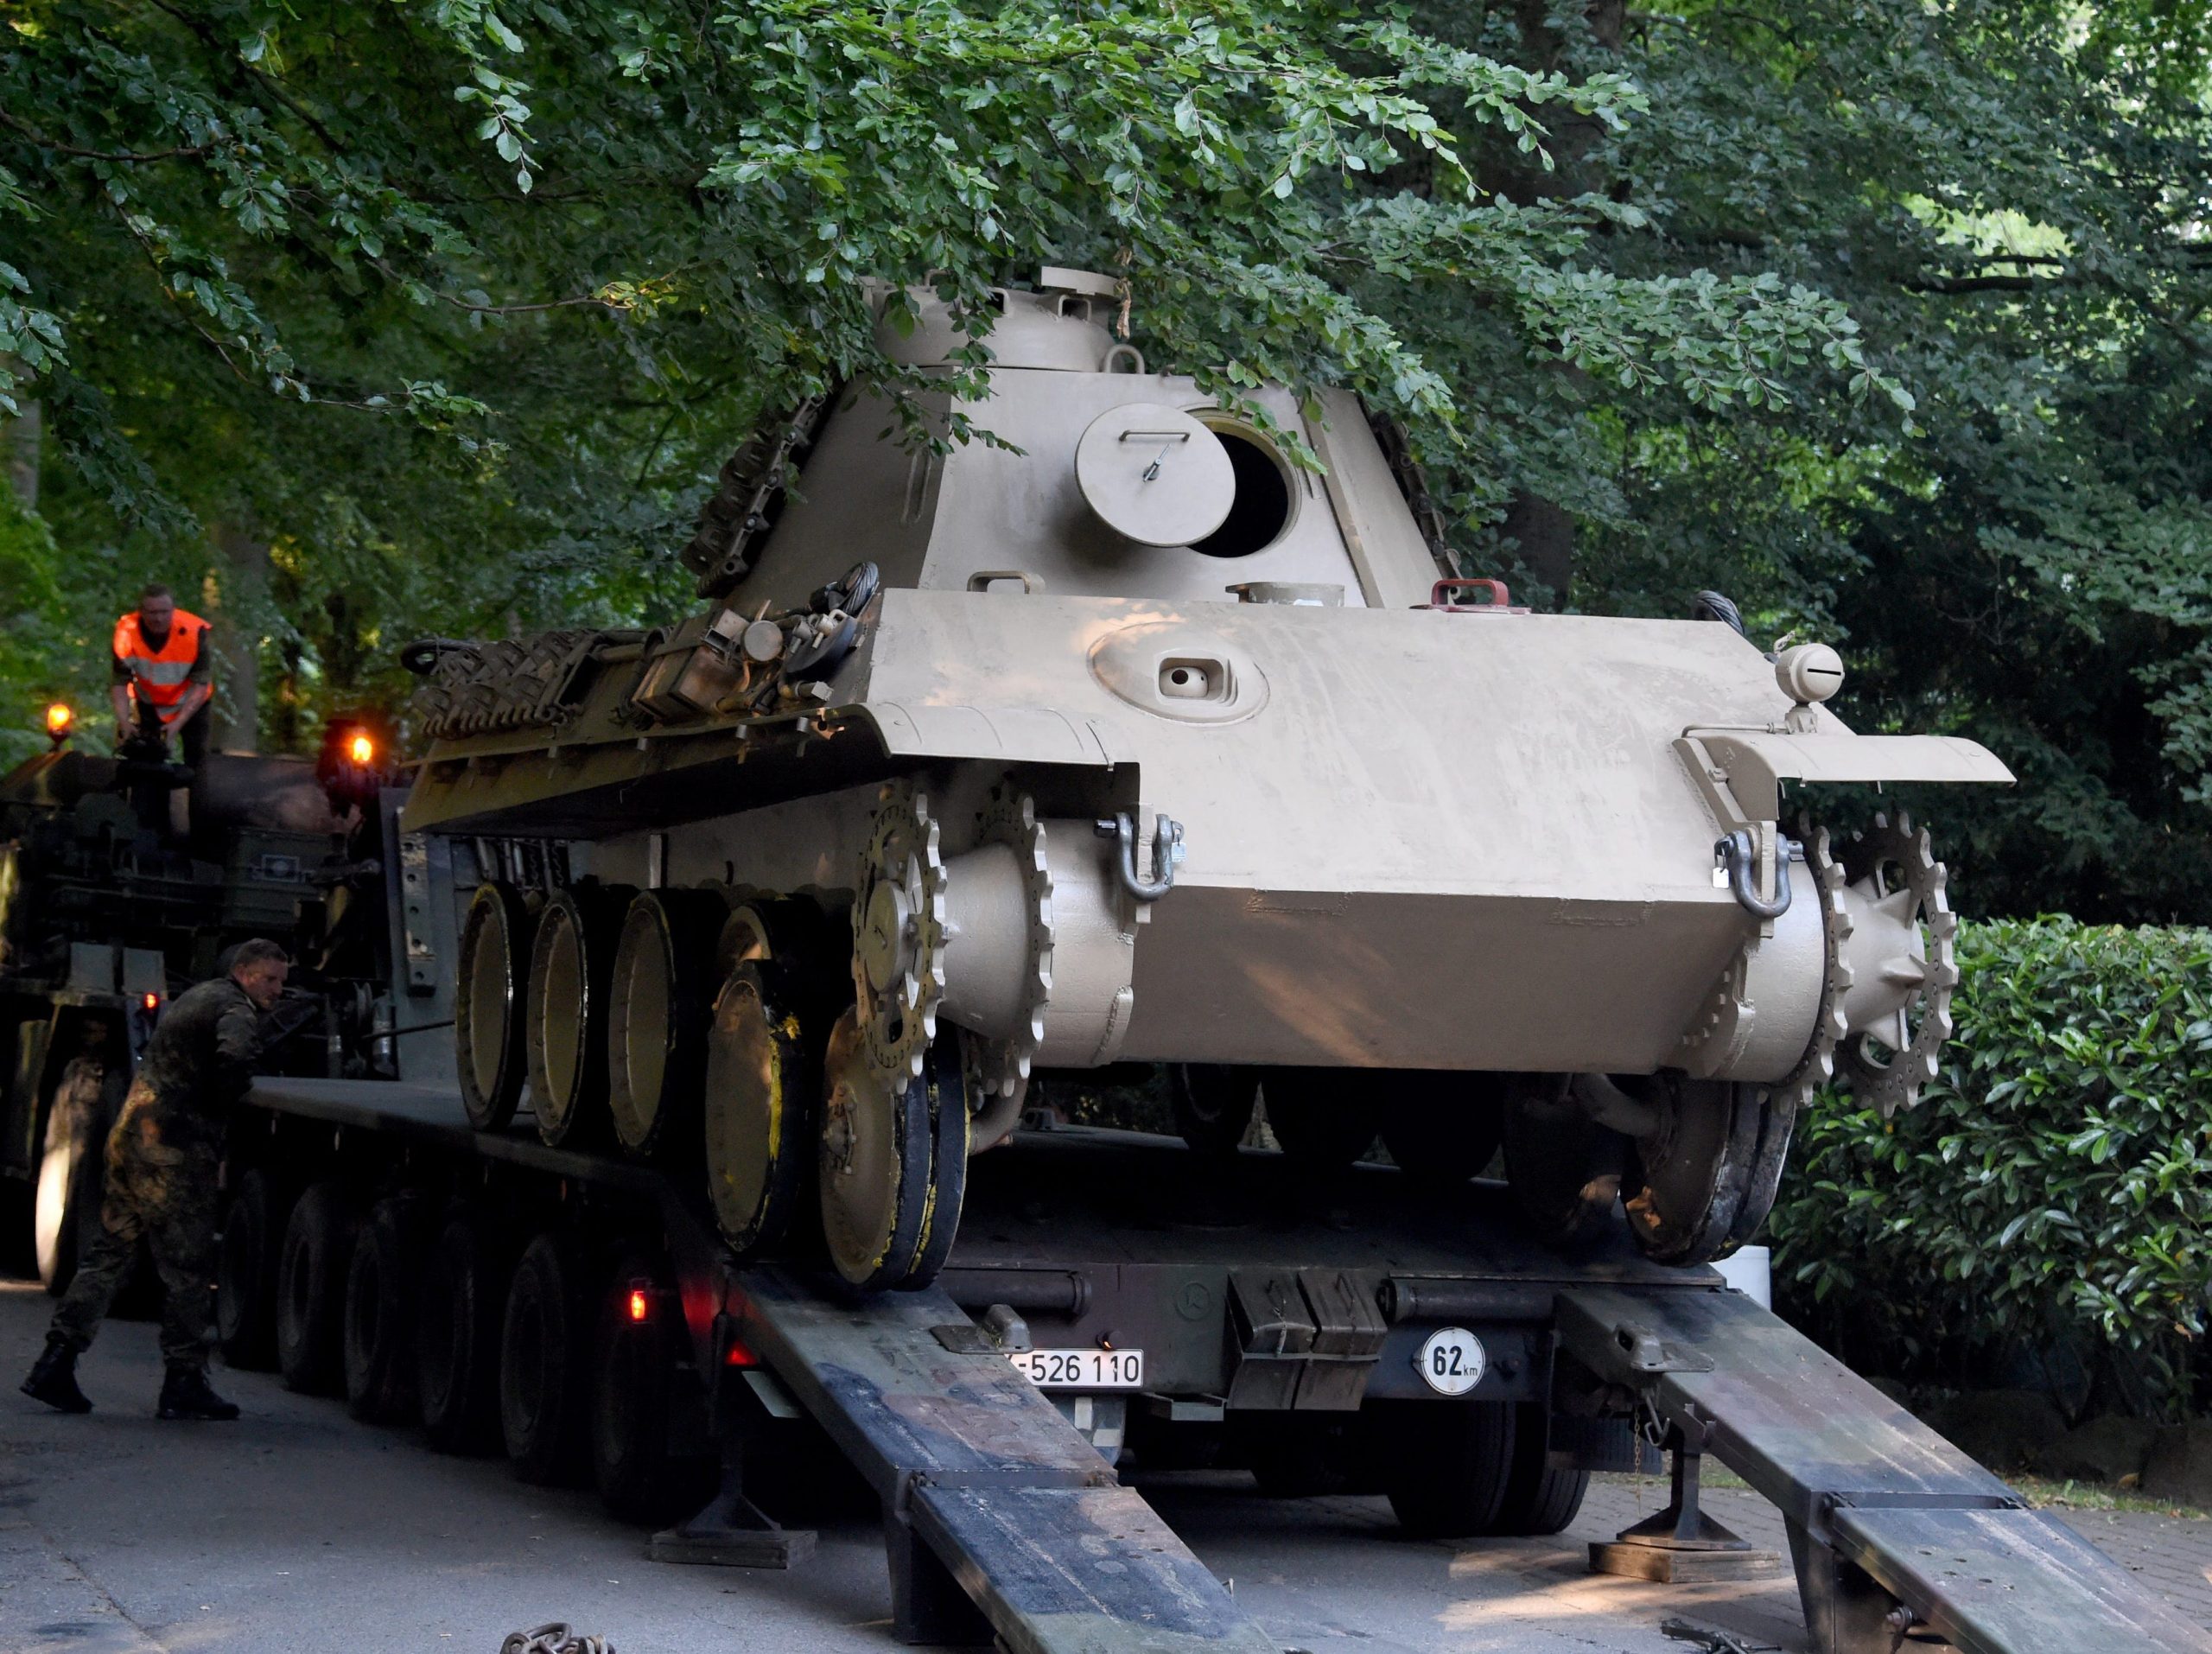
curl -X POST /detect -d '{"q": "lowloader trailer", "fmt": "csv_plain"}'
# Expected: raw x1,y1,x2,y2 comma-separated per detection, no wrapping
225,1073,2209,1654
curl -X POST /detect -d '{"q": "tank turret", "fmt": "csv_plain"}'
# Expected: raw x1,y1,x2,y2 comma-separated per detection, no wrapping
401,270,2011,1289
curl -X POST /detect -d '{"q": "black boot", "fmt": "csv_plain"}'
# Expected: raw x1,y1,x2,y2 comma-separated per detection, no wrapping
22,1335,92,1414
156,1363,239,1422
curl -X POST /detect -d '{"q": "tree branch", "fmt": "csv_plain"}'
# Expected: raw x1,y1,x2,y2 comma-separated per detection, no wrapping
0,108,210,163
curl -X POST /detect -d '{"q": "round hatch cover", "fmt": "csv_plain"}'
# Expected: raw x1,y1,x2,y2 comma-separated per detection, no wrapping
1075,403,1236,548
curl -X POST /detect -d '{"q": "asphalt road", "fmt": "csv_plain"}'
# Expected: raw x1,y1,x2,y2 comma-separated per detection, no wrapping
0,1278,1816,1654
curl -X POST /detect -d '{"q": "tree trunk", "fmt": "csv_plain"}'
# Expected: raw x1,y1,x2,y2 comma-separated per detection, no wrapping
1503,491,1578,598
1485,1,1627,603
207,523,269,753
3,397,39,511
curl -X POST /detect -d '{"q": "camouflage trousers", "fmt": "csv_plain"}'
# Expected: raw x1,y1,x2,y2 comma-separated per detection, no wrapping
49,1107,221,1371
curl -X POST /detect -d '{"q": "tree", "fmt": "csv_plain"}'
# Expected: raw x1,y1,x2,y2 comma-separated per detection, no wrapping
1388,0,2212,922
0,0,1901,752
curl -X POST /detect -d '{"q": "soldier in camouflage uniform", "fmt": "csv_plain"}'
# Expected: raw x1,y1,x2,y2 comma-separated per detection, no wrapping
21,939,289,1420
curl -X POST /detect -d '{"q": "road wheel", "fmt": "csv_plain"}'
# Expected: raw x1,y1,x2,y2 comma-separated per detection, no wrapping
817,1008,933,1292
277,1182,356,1395
704,945,819,1258
1259,1069,1376,1168
217,1167,287,1371
607,890,725,1160
591,1249,717,1524
416,1212,507,1454
456,882,533,1131
500,1231,590,1485
1377,1072,1508,1186
1622,1076,1764,1266
1169,1066,1258,1156
343,1198,421,1423
527,884,634,1148
1379,1399,1518,1537
1487,1403,1589,1536
1500,1078,1628,1248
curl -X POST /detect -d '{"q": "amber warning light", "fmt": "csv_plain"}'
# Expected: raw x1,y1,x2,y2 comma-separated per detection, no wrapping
45,703,72,747
627,1288,650,1324
347,732,375,766
142,992,159,1011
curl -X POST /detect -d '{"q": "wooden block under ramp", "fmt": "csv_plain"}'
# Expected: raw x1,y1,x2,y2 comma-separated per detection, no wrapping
1588,1539,1786,1583
648,1524,817,1569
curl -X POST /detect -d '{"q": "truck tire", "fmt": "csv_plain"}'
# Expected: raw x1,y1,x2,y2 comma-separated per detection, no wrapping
591,1248,717,1523
1486,1403,1588,1536
217,1168,286,1371
1379,1398,1517,1537
277,1182,356,1395
416,1213,507,1454
343,1198,420,1424
500,1231,590,1485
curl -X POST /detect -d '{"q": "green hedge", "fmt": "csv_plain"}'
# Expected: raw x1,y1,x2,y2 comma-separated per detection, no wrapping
1769,918,2212,1417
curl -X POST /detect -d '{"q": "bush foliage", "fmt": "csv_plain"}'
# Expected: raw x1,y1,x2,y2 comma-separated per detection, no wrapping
1770,918,2212,1416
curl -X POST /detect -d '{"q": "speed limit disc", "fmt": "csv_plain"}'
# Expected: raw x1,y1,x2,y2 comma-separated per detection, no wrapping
1414,1326,1487,1396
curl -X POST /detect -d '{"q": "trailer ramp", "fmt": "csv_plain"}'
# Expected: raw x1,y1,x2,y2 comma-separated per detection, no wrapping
1559,1284,2211,1654
726,1264,1275,1654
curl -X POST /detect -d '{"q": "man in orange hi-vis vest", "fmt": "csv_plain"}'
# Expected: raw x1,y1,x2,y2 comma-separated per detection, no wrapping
110,582,215,770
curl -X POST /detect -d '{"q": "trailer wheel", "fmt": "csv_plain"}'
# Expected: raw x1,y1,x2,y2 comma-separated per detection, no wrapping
1259,1069,1376,1168
1379,1399,1517,1537
457,882,533,1130
591,1249,717,1524
527,885,634,1148
416,1213,507,1454
343,1198,421,1424
217,1168,286,1370
500,1231,590,1484
1485,1403,1588,1536
277,1182,357,1395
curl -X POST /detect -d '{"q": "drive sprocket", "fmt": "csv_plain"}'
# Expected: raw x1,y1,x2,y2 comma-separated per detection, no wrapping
853,782,946,1081
1832,810,1958,1117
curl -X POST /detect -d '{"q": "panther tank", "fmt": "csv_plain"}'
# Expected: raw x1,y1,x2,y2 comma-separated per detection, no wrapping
398,267,2012,1290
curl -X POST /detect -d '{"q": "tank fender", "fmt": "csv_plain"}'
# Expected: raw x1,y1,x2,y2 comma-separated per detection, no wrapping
853,701,1114,767
1676,730,2013,835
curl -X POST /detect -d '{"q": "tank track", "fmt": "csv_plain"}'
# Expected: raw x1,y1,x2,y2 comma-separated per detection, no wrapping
683,391,838,599
408,628,641,741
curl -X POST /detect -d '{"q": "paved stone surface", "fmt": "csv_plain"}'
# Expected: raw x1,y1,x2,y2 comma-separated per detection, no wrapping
5,1279,2207,1652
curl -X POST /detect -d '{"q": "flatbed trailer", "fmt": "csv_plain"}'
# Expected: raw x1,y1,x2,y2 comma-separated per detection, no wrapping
228,1075,2209,1654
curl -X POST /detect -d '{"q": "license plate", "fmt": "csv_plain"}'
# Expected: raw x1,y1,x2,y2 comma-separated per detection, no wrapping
1007,1348,1146,1390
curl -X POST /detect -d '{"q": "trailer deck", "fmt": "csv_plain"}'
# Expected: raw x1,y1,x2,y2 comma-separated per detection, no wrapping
239,1078,2212,1654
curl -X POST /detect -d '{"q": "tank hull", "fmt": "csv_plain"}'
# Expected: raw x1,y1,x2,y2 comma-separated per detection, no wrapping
404,589,2003,1073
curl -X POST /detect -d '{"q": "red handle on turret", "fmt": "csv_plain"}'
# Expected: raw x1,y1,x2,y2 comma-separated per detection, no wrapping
1429,578,1511,611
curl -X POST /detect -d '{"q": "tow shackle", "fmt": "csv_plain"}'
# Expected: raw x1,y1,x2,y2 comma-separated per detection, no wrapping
1715,830,1794,920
